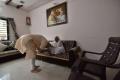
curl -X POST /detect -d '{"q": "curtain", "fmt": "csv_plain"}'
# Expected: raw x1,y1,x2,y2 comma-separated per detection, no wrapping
7,18,19,39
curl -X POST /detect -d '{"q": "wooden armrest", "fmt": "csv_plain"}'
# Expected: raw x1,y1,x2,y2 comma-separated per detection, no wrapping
83,51,103,55
107,64,120,68
69,47,78,51
80,57,106,66
69,46,81,51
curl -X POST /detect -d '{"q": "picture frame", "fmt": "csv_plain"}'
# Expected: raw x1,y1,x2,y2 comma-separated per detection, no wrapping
46,2,68,27
26,17,31,26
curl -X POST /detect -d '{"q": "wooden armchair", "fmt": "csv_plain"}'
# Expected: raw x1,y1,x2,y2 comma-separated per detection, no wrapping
69,37,120,80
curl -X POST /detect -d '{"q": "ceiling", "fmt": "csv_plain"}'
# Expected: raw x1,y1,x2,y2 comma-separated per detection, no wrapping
0,0,53,11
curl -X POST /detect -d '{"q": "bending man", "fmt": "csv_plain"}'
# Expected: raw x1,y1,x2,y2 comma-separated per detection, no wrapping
15,34,48,73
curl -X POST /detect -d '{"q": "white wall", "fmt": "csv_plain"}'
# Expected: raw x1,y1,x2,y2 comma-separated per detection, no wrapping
0,2,30,40
30,0,120,52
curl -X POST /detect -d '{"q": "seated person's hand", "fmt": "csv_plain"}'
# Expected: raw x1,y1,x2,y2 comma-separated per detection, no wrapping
48,43,54,47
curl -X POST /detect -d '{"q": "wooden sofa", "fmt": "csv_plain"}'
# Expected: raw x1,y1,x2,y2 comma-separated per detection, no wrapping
36,40,77,67
0,50,23,63
0,41,23,63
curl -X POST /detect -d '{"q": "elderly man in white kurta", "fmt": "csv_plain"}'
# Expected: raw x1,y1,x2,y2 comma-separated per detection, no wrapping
15,34,48,73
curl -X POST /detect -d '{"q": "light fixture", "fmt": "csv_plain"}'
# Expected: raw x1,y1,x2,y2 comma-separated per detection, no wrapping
5,0,24,9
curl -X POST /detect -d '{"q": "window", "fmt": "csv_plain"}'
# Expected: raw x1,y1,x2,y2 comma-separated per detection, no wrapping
0,18,8,40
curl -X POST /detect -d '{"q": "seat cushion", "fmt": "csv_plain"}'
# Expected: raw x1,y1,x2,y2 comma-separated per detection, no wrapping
3,46,15,51
84,63,105,76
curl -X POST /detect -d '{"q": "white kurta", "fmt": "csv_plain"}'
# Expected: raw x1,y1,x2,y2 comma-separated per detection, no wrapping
50,41,65,54
15,34,48,59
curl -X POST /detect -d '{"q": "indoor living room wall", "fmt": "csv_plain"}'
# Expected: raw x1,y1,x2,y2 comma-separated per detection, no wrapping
0,1,30,40
30,0,120,53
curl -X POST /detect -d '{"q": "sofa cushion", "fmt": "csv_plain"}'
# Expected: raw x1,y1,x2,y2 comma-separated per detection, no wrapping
1,41,12,46
0,50,19,56
0,43,8,51
0,41,16,51
3,46,15,51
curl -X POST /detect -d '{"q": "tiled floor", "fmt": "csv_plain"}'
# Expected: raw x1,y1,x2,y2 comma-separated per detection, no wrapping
0,59,70,80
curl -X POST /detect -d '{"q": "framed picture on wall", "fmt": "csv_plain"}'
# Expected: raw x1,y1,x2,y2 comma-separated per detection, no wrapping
46,2,68,27
26,17,31,26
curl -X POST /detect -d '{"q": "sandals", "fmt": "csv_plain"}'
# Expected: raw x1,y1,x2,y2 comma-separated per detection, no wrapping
34,66,40,69
31,68,41,73
31,66,41,73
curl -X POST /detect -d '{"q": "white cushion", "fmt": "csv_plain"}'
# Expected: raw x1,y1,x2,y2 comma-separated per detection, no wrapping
0,42,7,51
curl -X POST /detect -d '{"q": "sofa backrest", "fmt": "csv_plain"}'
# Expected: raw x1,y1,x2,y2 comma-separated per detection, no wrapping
1,41,12,45
62,40,77,52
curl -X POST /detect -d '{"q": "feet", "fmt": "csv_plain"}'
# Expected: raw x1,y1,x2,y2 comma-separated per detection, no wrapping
31,66,41,73
31,68,41,73
34,66,40,69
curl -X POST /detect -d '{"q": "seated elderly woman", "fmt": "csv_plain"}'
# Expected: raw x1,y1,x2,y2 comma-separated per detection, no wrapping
15,34,49,73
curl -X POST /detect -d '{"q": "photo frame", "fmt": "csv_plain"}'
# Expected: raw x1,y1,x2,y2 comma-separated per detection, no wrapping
26,17,31,26
46,2,68,27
